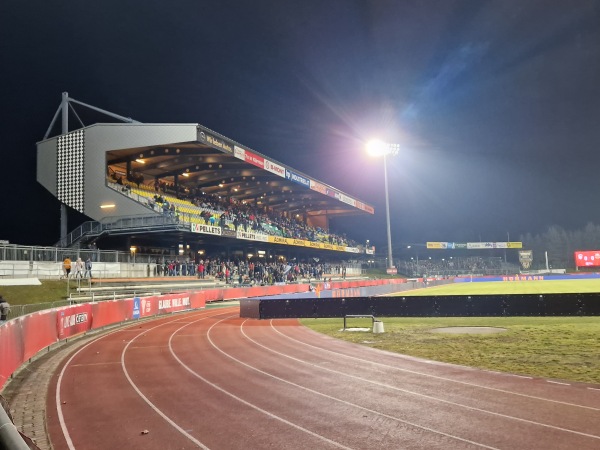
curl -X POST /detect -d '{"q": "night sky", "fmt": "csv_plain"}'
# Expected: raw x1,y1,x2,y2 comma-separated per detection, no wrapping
2,0,600,249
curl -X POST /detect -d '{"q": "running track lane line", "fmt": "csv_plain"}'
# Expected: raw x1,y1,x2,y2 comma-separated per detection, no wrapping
167,314,354,450
200,316,500,450
269,320,600,411
56,309,228,450
240,320,600,442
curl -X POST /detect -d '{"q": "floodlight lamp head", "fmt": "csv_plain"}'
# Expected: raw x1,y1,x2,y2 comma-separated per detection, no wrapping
366,139,388,157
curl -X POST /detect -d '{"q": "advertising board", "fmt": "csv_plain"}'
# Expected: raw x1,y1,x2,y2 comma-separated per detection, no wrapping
575,251,600,267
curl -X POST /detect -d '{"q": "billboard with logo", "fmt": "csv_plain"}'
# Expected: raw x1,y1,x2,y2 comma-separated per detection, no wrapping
575,251,600,267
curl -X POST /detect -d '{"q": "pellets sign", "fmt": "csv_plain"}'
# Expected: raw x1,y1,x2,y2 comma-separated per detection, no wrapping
191,223,222,236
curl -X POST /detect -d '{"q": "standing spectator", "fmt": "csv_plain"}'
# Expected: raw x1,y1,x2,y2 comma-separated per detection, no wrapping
84,257,93,278
74,257,85,278
0,295,10,323
63,257,72,279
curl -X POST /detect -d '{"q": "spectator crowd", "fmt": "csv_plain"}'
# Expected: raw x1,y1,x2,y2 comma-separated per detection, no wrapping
154,257,350,285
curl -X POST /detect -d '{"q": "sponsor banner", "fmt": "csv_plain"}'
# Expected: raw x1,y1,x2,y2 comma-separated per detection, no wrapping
575,250,600,267
365,248,374,255
244,150,264,168
356,201,375,214
427,242,448,249
222,228,237,238
191,223,222,236
205,133,233,153
133,297,141,319
310,180,327,195
57,303,92,339
427,241,521,250
386,267,398,274
137,296,157,318
334,245,346,251
325,187,338,199
503,275,545,281
237,230,269,242
233,145,245,160
291,238,306,246
345,247,360,253
467,242,497,249
338,193,356,207
307,241,322,249
157,293,192,313
322,243,335,250
264,159,286,178
269,236,291,245
285,169,311,188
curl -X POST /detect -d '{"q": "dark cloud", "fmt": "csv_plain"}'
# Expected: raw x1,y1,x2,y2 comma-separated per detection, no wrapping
1,0,600,248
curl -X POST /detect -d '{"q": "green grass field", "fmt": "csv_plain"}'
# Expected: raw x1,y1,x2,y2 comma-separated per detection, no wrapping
395,278,600,295
302,279,600,384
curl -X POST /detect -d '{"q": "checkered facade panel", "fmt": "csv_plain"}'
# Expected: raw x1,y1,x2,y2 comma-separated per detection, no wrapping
57,130,85,213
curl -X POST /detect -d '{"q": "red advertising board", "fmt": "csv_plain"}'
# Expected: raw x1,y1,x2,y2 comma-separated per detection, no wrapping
56,303,93,339
91,299,133,329
0,320,24,389
574,251,600,267
21,310,58,360
244,150,264,168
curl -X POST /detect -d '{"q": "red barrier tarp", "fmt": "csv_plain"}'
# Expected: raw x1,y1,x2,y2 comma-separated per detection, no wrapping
56,303,93,339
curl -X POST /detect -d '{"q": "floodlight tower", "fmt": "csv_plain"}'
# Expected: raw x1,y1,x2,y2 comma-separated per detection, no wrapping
366,139,399,271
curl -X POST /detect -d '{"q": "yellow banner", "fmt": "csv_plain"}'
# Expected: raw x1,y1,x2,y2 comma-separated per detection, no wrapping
427,242,447,249
269,236,291,245
506,242,523,249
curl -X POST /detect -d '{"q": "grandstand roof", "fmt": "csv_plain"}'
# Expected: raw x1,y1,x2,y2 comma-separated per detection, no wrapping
106,124,374,219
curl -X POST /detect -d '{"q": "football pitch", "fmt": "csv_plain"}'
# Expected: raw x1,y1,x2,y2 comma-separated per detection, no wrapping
302,278,600,384
392,278,600,295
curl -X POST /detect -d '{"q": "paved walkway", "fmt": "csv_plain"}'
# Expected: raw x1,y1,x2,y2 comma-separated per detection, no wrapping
2,334,103,449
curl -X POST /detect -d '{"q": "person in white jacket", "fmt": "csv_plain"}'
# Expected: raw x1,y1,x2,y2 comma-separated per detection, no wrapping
74,257,85,278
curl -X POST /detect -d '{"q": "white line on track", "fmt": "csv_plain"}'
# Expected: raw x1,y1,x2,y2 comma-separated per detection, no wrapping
56,309,226,450
169,314,354,450
242,321,600,441
120,312,226,450
270,321,600,412
203,317,501,449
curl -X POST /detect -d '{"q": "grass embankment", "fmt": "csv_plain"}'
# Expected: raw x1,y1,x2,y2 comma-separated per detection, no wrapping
0,280,70,305
303,279,600,384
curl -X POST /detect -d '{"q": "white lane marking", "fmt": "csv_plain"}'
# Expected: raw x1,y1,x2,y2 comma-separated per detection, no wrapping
120,311,234,450
56,309,227,450
249,321,600,441
203,317,500,450
168,315,353,450
271,321,600,412
509,374,533,379
547,381,571,386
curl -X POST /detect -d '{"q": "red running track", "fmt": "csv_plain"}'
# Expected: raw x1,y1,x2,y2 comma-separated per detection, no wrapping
46,307,600,449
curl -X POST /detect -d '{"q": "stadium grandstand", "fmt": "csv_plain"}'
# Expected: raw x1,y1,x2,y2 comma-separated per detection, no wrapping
35,93,376,269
